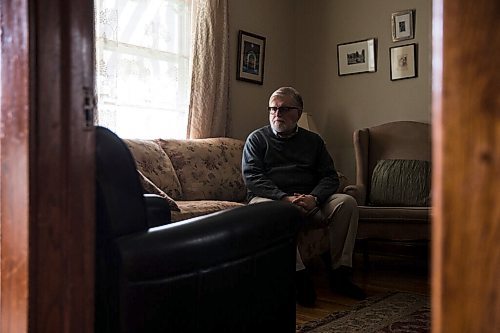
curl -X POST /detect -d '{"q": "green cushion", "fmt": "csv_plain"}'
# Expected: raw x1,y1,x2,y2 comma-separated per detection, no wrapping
369,159,431,207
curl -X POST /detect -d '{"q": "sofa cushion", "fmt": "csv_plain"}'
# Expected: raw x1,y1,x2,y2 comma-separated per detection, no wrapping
124,139,183,200
137,170,180,211
171,200,245,222
369,159,431,206
157,138,247,201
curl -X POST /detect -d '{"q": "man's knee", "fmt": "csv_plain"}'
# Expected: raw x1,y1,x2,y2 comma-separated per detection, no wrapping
325,193,357,210
320,194,358,225
334,193,358,210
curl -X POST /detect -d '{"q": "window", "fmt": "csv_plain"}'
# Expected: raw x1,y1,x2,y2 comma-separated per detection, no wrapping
95,0,192,139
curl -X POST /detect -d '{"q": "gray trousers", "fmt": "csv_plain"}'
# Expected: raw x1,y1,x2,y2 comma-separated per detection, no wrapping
249,193,359,271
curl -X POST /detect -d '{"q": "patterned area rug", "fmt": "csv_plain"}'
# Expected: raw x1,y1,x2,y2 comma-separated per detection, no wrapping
297,292,430,333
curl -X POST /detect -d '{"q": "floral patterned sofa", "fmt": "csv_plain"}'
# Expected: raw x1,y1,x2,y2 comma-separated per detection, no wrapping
123,137,349,263
124,137,247,222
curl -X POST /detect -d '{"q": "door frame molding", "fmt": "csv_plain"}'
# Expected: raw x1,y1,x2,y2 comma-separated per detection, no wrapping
1,0,95,331
1,0,30,331
432,0,500,331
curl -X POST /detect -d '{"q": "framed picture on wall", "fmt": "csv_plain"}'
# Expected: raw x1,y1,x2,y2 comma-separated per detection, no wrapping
390,43,417,80
392,9,415,42
337,38,377,76
236,30,266,85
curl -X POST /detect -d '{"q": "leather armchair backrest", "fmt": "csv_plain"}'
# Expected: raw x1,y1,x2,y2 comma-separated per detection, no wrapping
355,121,431,193
96,126,148,237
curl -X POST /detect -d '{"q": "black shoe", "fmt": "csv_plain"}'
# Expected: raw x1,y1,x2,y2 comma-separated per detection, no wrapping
295,269,316,307
329,266,366,300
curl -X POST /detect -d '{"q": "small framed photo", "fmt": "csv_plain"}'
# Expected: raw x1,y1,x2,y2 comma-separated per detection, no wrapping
392,9,415,42
337,38,377,76
236,30,266,85
390,43,417,81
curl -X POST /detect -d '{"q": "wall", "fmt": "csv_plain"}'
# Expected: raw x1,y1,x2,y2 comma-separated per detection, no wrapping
228,0,297,140
229,0,432,181
295,0,432,180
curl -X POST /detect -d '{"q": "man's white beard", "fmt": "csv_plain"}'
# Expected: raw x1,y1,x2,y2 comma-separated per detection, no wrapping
271,121,296,134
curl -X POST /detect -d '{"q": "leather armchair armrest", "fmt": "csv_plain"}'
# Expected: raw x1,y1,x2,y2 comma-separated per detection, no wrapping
344,184,366,206
115,201,302,282
144,194,171,228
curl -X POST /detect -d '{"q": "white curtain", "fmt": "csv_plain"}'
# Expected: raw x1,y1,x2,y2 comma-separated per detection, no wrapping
187,0,230,139
95,0,193,139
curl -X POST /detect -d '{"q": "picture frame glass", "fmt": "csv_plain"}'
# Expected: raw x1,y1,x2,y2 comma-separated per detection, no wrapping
392,10,414,42
337,38,376,76
237,31,266,84
242,40,261,75
390,44,417,80
395,14,412,39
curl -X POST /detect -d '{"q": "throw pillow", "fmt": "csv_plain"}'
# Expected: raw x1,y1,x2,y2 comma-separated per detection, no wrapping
138,170,180,212
124,139,183,200
369,159,431,207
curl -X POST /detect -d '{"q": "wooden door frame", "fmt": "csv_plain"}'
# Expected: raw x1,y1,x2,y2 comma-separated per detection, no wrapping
432,0,500,331
1,0,95,332
1,1,30,331
1,0,499,332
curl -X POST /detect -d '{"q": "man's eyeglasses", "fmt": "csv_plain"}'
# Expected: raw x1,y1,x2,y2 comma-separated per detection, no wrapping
268,106,301,114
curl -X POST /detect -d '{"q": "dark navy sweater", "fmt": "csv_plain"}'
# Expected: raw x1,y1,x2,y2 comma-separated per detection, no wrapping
242,125,339,204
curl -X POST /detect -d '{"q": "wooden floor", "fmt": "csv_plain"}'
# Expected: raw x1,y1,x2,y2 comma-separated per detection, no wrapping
296,251,430,327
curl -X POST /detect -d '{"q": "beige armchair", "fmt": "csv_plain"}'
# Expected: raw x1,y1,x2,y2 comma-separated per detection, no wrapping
344,121,431,262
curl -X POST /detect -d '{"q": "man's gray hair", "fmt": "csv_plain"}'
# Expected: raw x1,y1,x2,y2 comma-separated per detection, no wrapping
270,87,303,109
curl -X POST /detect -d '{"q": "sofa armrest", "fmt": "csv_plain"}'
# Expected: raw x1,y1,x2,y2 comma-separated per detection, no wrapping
344,184,366,206
144,194,171,228
115,201,302,282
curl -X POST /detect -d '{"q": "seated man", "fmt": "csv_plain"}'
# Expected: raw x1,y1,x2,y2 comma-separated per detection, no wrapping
242,86,366,307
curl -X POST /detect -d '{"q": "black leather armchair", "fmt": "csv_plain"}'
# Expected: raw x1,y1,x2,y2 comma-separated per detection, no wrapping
95,126,302,333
